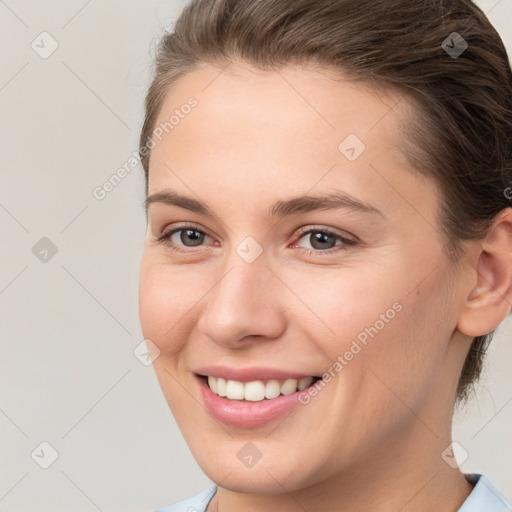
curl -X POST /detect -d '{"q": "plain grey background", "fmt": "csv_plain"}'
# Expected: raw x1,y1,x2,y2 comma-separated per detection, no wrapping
0,1,511,510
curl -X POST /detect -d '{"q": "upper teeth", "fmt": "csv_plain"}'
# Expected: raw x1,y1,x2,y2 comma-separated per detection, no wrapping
207,376,315,401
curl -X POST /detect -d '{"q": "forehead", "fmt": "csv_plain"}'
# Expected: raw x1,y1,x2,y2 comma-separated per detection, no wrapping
152,62,407,151
147,62,438,227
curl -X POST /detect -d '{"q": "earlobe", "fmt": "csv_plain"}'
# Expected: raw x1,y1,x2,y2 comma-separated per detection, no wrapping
457,208,512,337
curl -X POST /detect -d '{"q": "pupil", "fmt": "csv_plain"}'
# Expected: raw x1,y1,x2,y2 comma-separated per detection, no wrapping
182,229,203,246
311,232,334,250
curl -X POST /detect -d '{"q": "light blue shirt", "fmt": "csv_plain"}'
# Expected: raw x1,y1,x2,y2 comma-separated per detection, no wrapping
154,474,511,512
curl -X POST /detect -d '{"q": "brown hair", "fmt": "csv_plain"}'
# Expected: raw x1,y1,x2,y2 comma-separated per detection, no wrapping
139,0,512,404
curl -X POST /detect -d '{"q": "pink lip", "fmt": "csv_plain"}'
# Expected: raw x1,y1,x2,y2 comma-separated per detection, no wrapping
195,365,318,382
196,374,311,428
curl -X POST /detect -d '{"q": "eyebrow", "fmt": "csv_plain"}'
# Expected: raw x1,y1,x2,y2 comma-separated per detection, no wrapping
143,188,386,220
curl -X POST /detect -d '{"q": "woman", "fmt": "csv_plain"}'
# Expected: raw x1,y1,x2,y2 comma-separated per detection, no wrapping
138,0,512,510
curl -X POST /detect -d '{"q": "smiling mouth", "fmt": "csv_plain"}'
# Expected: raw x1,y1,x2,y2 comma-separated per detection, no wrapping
200,375,322,402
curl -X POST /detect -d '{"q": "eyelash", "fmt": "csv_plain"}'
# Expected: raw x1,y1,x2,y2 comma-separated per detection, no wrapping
154,224,358,256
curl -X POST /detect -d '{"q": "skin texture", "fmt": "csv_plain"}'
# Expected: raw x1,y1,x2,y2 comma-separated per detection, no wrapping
138,62,512,512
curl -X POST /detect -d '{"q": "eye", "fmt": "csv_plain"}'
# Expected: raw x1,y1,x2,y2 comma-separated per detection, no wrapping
153,224,358,256
154,224,215,253
292,226,357,255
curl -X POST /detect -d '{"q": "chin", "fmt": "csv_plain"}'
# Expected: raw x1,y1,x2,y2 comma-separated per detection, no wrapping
194,451,318,494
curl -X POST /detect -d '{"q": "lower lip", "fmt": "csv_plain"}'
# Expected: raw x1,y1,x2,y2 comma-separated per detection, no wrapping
196,375,313,428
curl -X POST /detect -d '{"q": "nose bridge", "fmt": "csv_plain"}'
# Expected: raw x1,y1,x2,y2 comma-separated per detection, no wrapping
196,245,285,345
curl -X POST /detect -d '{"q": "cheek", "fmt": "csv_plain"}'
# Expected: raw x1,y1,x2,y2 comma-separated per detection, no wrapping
138,255,197,354
139,257,198,413
285,267,408,360
288,264,451,398
351,272,454,411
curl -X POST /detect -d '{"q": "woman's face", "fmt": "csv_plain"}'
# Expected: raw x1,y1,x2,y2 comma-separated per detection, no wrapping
139,63,471,492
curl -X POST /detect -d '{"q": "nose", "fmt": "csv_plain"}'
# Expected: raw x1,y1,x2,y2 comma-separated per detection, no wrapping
196,250,287,348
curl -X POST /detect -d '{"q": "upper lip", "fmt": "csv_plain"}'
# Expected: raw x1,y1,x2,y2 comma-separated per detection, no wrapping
195,365,320,382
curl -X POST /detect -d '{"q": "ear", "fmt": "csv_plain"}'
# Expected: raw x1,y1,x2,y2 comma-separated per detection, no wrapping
457,208,512,337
